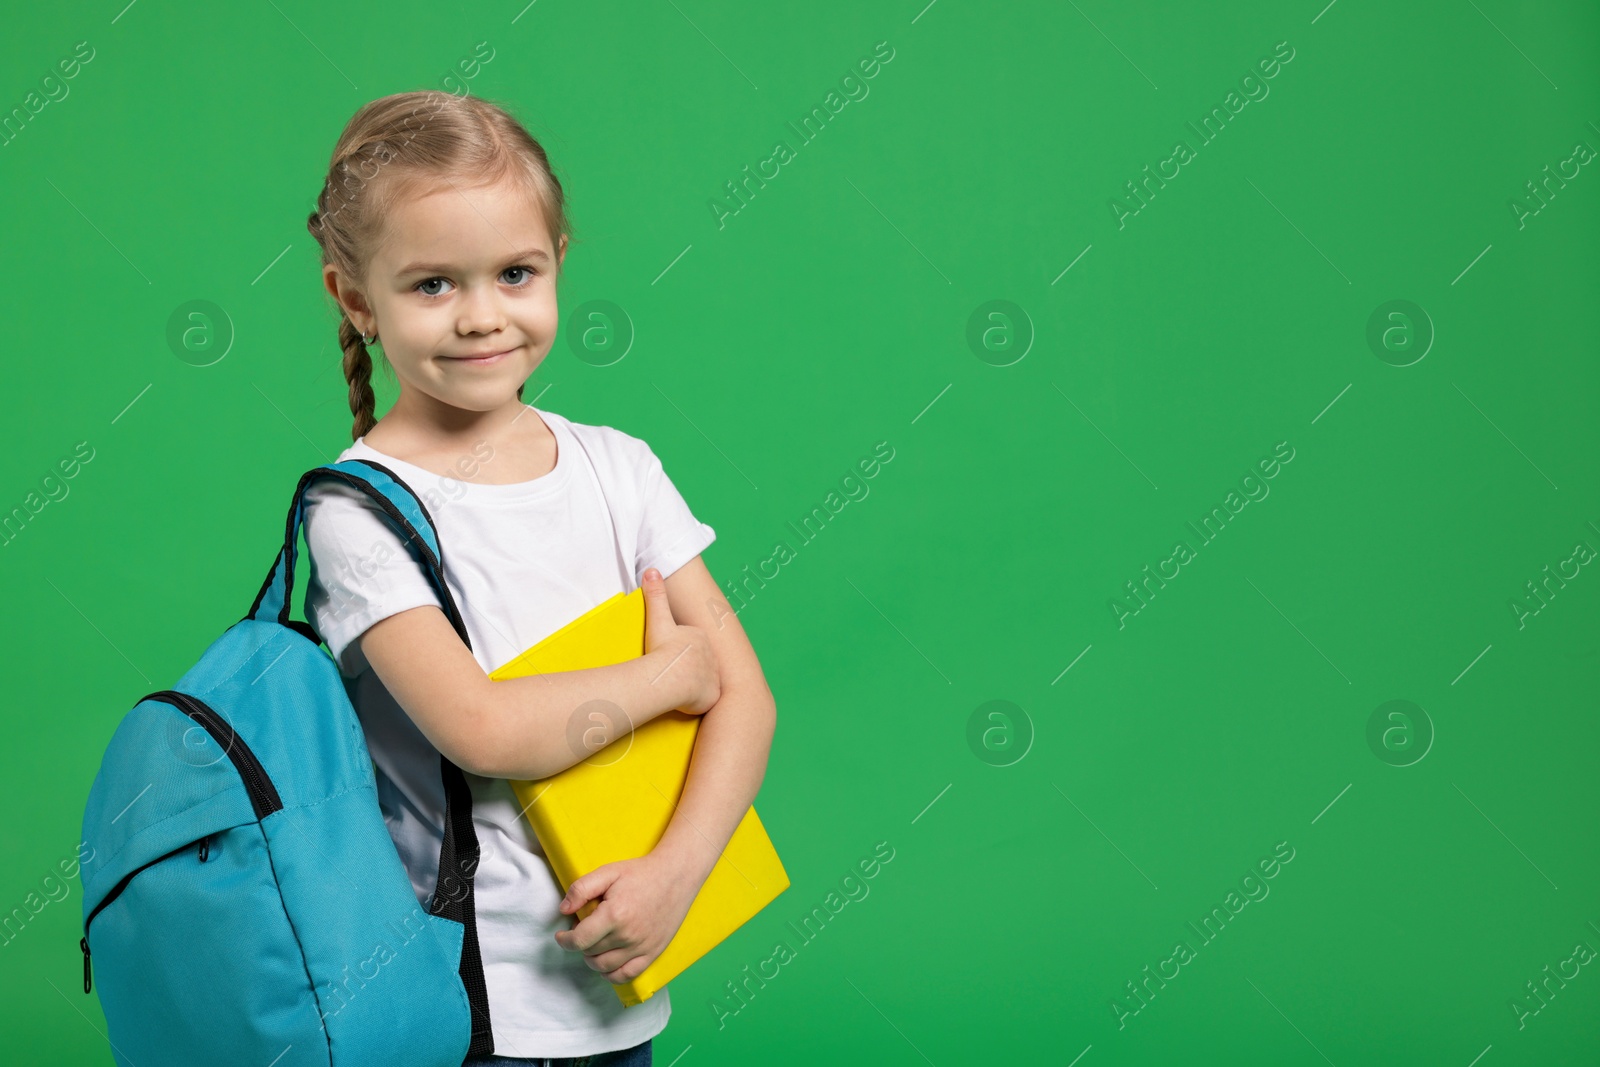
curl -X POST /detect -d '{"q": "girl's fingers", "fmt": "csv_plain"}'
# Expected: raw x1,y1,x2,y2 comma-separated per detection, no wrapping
642,567,676,639
586,948,626,973
603,956,647,982
559,877,594,912
561,863,622,913
556,905,617,953
576,926,627,958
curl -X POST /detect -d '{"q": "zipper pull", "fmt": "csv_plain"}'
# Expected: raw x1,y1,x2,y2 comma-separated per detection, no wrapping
198,835,210,863
80,936,92,994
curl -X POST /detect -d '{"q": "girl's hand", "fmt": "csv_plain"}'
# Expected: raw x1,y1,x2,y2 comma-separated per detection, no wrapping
553,848,703,984
641,566,721,716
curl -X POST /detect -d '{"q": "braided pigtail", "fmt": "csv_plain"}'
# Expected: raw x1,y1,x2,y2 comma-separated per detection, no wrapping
340,316,379,441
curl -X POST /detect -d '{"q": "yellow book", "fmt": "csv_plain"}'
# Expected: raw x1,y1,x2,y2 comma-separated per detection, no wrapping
488,587,789,1006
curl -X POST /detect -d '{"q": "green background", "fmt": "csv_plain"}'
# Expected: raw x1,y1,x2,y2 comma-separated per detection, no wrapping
3,0,1597,1063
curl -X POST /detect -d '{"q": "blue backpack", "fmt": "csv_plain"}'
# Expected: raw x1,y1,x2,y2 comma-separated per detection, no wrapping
78,460,498,1066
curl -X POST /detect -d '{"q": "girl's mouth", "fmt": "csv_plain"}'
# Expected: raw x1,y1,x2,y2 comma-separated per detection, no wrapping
446,347,515,366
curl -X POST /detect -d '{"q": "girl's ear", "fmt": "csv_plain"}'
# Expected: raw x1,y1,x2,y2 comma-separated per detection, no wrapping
324,264,374,333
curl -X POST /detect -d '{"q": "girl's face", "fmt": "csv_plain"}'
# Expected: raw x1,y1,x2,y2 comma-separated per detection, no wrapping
329,175,566,423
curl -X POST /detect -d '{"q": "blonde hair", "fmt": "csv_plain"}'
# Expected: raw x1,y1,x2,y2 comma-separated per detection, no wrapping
306,91,573,441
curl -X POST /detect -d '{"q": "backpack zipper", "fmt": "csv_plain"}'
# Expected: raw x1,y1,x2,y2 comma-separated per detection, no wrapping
142,690,284,820
79,837,202,993
80,691,284,994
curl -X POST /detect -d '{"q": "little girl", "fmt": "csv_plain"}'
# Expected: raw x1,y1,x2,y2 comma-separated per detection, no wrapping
299,91,777,1067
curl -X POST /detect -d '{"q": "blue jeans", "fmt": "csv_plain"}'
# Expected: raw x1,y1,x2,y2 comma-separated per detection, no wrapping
463,1038,651,1067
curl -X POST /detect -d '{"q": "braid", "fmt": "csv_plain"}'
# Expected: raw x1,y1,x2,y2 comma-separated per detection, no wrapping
339,316,378,441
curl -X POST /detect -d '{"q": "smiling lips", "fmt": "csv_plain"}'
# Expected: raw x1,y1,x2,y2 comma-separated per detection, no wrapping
447,347,515,366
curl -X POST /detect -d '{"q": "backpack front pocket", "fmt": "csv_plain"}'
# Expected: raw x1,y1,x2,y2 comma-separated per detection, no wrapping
80,832,210,992
80,689,333,1067
83,819,333,1067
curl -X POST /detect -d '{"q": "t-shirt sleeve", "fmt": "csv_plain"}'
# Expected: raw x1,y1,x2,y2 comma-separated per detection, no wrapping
301,479,444,678
629,437,716,584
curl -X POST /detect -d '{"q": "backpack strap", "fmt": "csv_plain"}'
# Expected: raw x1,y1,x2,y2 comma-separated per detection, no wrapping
247,459,468,645
245,458,496,1058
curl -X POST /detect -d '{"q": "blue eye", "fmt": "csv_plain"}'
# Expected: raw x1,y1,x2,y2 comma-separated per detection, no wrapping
413,267,537,299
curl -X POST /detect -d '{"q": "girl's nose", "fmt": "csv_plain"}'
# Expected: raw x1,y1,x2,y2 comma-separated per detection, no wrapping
456,285,507,336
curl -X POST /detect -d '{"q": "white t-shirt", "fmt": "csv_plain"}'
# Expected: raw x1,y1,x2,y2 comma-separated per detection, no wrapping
299,405,716,1058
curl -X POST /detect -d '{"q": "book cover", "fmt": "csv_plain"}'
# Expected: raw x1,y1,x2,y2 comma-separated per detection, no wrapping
488,587,789,1006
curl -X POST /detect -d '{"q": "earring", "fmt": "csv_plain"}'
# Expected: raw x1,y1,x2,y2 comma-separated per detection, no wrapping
361,329,377,345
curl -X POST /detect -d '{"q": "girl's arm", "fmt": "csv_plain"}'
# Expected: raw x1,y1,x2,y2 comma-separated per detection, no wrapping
552,554,776,982
648,555,777,883
357,602,715,780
